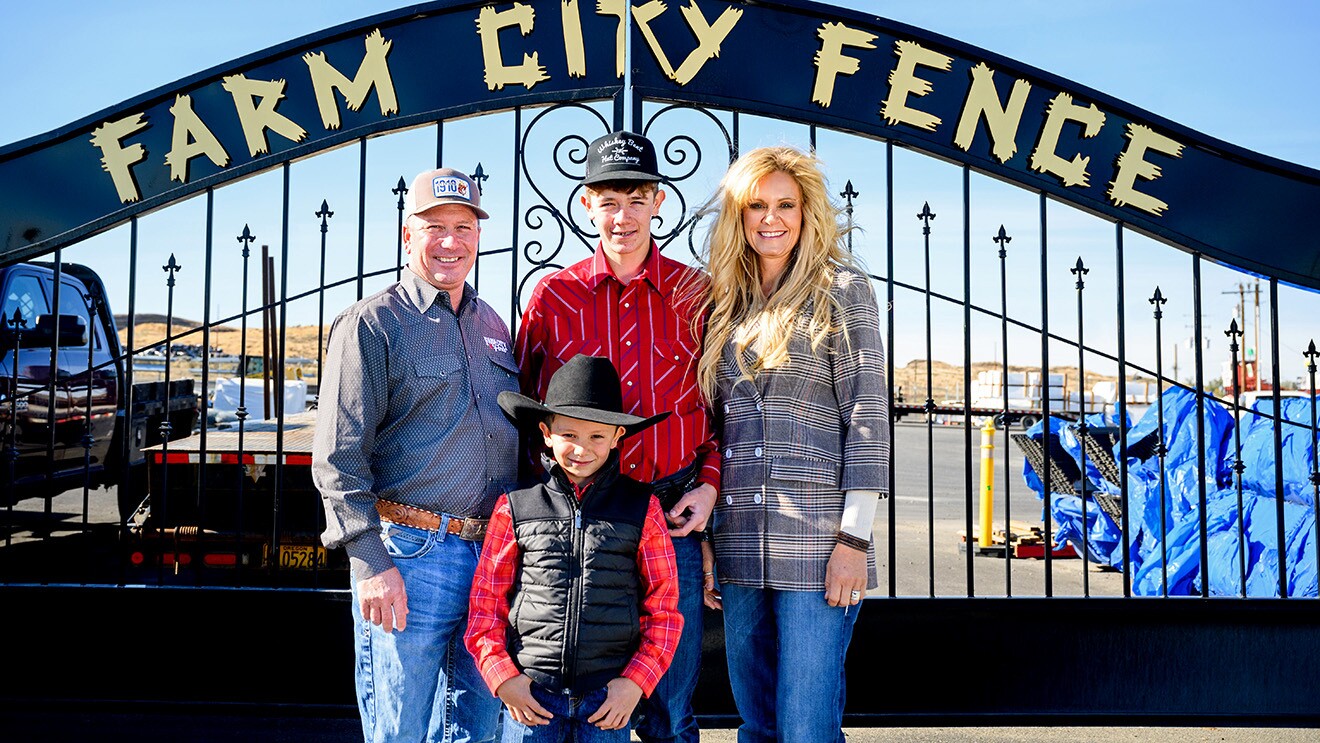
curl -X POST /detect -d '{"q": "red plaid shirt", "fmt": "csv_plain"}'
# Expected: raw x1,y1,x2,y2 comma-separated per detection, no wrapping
515,244,720,490
465,485,682,697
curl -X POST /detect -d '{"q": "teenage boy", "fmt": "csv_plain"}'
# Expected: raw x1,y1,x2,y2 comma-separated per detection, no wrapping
514,130,717,743
465,354,683,743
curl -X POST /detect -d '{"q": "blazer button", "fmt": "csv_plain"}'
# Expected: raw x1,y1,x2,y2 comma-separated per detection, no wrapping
754,447,762,457
725,447,732,458
753,494,762,504
725,495,733,505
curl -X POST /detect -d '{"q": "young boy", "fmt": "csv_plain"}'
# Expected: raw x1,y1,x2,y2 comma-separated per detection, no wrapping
466,354,683,742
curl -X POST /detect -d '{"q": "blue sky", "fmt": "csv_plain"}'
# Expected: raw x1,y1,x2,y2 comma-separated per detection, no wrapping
3,1,1318,389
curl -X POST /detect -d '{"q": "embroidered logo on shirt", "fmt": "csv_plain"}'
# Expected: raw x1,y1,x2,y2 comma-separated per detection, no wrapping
484,336,509,354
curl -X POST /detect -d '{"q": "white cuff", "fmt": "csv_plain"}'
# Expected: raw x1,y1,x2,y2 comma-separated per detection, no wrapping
840,489,880,541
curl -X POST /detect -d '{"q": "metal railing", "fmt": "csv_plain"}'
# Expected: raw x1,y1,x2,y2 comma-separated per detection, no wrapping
3,99,1318,603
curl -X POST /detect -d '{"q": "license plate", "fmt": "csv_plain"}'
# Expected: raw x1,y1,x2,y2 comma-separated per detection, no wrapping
265,544,327,569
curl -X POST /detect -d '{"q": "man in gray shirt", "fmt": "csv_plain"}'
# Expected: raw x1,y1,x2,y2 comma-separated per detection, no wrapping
313,167,520,743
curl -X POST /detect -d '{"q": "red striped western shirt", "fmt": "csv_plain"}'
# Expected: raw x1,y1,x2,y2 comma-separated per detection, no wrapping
464,488,682,697
515,243,720,490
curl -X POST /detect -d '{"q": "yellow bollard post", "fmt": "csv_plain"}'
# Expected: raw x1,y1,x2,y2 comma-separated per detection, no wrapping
979,417,997,548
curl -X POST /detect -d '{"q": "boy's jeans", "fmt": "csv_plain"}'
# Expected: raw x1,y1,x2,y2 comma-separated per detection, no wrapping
720,584,861,743
500,683,629,743
634,534,703,742
351,521,500,743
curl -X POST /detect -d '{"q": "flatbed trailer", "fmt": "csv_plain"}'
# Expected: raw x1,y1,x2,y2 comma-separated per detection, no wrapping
131,409,346,584
891,402,1075,429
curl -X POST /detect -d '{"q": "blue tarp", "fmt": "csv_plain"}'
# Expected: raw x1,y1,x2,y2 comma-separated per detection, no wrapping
1019,389,1320,597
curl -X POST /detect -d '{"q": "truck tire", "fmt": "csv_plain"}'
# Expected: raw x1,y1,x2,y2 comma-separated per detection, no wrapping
1018,415,1038,429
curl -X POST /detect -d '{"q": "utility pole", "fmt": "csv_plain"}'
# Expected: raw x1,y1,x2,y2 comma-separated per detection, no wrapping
1221,283,1249,393
1254,279,1263,388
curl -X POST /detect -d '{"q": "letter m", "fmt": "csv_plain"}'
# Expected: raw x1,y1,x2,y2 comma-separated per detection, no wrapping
303,29,399,130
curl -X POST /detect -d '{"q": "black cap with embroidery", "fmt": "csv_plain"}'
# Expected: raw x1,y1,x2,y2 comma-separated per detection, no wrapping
582,130,662,185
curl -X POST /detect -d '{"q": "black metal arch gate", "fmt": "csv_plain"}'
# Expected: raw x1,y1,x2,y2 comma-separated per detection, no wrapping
2,0,1319,729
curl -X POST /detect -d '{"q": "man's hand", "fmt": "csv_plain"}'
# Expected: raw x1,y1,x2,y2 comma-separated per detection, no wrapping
824,543,867,608
667,483,716,537
587,677,643,730
358,567,408,633
700,539,722,611
497,674,554,727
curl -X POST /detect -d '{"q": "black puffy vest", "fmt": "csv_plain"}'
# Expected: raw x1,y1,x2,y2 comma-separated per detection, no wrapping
506,455,652,694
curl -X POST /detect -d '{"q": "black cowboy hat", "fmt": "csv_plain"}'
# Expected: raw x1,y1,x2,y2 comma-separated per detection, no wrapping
497,354,670,438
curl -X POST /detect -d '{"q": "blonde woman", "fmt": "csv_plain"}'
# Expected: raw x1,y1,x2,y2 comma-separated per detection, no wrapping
694,146,889,742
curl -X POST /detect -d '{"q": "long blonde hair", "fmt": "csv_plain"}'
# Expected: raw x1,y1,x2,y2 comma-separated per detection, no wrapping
692,146,858,402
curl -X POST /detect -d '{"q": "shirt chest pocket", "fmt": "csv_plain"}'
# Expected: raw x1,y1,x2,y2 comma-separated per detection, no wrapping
653,337,700,412
413,354,465,404
548,315,606,361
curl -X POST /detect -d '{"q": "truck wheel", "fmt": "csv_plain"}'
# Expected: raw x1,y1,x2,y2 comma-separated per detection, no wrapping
1018,415,1038,429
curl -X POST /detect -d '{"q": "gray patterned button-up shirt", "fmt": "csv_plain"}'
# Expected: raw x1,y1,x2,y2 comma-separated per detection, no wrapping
712,266,889,591
314,270,520,580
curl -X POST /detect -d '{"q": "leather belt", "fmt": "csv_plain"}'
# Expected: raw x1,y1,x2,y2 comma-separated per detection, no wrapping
376,499,488,541
651,460,701,513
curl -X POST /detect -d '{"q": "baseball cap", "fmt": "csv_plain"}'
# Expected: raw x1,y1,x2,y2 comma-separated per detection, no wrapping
582,131,662,185
406,168,489,220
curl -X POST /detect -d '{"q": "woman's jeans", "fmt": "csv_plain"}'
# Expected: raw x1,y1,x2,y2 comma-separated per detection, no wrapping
720,584,861,743
351,521,500,743
500,683,629,743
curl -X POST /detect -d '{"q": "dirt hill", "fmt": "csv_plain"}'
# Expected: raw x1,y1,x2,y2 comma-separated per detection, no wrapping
892,359,1116,405
120,323,328,363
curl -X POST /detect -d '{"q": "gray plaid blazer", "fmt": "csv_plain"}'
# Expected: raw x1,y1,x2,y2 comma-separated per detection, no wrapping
711,266,889,591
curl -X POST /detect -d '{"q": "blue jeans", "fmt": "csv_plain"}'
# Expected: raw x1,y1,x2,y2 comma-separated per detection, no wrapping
351,521,500,743
500,683,629,743
720,584,861,743
634,534,703,743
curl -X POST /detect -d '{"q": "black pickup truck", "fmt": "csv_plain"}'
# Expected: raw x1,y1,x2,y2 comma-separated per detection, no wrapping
1,261,198,522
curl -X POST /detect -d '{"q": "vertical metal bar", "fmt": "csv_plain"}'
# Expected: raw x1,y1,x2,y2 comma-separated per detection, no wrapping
511,107,523,327
621,0,633,131
236,226,255,585
1192,255,1208,598
357,138,368,301
961,167,974,596
918,202,937,597
994,225,1012,595
885,142,896,598
4,308,25,554
393,177,408,282
1270,278,1286,597
1072,257,1090,596
315,201,333,391
1038,195,1053,595
1227,320,1246,596
1307,341,1320,597
809,125,817,153
1151,287,1169,596
436,121,445,170
80,291,98,548
198,188,214,585
119,218,139,585
45,251,63,532
272,163,291,581
1115,224,1131,597
160,253,182,582
262,246,273,422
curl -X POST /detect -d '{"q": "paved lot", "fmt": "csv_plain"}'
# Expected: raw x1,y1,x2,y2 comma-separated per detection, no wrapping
10,712,1317,743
